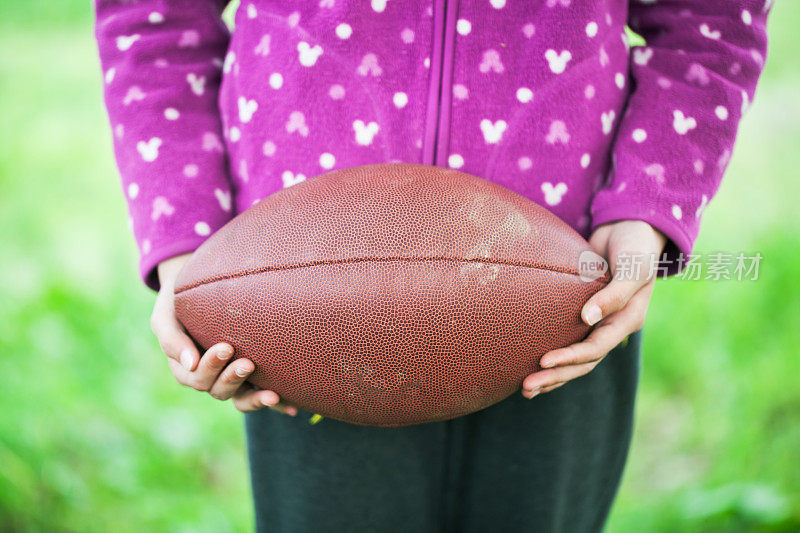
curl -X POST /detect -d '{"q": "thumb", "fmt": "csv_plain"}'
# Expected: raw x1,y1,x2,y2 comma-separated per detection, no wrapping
581,274,648,326
581,251,657,327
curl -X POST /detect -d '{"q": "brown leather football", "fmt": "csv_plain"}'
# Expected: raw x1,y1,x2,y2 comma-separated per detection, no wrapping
174,163,607,426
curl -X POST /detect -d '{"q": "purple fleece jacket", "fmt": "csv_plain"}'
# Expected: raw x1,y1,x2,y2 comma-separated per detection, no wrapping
94,0,770,290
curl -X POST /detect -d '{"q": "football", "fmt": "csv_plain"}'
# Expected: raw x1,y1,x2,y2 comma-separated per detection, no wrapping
174,163,607,426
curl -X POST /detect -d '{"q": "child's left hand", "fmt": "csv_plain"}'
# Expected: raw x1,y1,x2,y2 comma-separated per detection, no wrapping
521,220,667,398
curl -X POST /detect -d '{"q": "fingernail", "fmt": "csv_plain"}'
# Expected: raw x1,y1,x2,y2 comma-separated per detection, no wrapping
218,347,233,360
540,358,554,368
584,304,602,326
286,407,298,416
261,394,276,407
180,348,195,371
234,366,249,378
526,387,541,399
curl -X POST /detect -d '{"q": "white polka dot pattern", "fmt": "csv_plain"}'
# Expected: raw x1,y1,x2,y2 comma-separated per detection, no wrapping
92,0,771,288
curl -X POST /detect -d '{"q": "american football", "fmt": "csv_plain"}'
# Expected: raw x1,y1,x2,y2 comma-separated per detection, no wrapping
174,163,607,426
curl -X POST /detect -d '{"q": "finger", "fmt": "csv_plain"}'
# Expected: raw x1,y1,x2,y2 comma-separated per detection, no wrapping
169,355,235,392
269,403,299,417
541,312,632,368
539,382,566,395
167,355,245,393
522,381,566,399
190,343,236,390
233,386,278,412
208,358,255,400
151,293,198,371
540,312,632,369
233,386,299,416
522,361,599,397
582,228,659,326
540,283,652,369
581,275,649,326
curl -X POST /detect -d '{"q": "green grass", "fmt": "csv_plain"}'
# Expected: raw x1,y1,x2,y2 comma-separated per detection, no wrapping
1,1,799,531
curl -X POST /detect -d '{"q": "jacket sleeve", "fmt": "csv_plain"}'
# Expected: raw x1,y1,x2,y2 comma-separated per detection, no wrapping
590,0,771,273
94,0,233,290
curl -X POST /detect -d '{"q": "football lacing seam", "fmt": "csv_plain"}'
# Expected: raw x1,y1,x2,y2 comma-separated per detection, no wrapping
174,255,604,294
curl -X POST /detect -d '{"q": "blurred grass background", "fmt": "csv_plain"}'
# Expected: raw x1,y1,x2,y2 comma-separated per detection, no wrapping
0,1,798,531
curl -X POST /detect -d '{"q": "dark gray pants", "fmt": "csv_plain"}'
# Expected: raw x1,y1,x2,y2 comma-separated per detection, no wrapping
245,332,641,533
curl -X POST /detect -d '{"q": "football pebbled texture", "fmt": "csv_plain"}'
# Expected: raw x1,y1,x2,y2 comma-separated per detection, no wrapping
174,163,608,426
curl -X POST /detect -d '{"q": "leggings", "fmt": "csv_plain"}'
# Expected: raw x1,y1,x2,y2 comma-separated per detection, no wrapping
244,331,641,533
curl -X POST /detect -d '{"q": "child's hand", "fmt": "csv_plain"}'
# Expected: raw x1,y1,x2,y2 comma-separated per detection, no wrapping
151,253,297,416
521,220,667,398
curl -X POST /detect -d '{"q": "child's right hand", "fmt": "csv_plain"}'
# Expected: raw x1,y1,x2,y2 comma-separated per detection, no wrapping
151,253,297,416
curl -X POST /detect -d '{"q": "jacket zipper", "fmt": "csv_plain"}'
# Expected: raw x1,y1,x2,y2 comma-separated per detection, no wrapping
422,0,458,166
425,6,462,529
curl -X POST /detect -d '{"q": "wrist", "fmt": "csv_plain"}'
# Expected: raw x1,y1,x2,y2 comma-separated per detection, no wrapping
157,253,193,288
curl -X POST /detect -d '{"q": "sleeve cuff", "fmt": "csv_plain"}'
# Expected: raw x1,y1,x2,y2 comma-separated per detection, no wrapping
591,205,695,277
140,236,211,292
